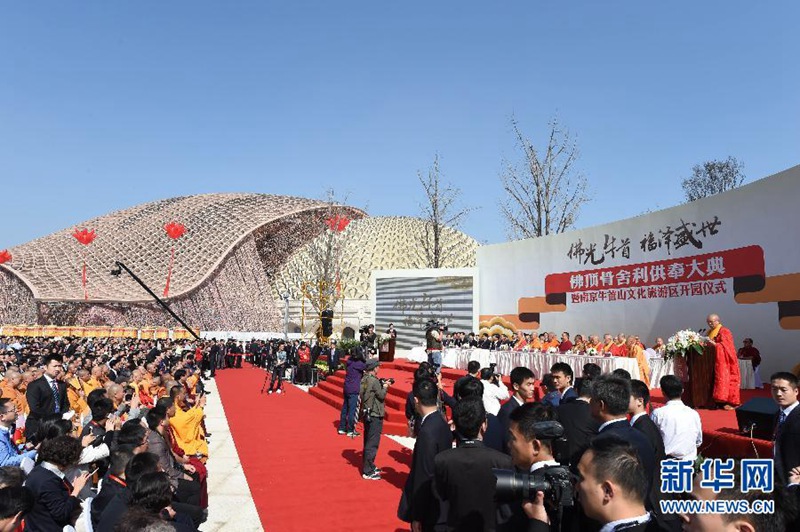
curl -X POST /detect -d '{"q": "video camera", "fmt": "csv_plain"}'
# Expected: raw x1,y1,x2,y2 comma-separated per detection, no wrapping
481,363,501,386
424,319,448,332
492,421,573,508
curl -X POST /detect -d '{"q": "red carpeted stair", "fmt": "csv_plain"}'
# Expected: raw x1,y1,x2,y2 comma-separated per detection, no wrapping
309,361,469,436
215,367,411,531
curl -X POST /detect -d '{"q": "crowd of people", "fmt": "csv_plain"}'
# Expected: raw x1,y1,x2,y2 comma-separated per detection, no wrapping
0,334,217,531
333,337,797,531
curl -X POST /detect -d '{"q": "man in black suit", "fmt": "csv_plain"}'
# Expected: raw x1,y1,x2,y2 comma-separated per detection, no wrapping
434,397,517,531
572,436,662,532
556,376,599,472
497,367,536,453
25,353,69,440
590,376,655,489
453,360,481,398
771,371,800,486
398,379,453,530
327,341,340,374
550,362,578,403
629,380,679,531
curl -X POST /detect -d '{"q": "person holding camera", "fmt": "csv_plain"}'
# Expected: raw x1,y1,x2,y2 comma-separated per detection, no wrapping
481,366,509,416
425,321,444,375
267,342,288,395
359,359,390,480
506,403,568,528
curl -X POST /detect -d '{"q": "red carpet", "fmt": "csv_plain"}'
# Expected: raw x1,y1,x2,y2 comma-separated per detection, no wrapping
215,367,411,531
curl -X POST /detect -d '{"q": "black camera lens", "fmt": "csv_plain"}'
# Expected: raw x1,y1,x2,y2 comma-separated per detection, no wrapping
493,469,550,502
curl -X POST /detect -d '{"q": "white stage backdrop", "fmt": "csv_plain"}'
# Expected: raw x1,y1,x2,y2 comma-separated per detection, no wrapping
478,165,800,380
372,269,478,351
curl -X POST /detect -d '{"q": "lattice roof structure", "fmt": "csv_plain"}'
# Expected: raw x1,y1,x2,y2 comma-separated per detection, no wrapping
274,216,478,300
4,193,364,303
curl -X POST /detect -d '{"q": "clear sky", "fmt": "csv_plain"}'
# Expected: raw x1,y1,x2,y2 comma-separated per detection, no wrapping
1,1,797,248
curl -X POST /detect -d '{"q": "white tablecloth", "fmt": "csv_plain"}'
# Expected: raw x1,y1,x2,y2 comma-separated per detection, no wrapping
439,349,640,380
648,357,756,389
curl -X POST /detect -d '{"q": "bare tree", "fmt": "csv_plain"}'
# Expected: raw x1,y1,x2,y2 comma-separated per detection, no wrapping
417,155,474,268
499,117,590,240
682,157,746,202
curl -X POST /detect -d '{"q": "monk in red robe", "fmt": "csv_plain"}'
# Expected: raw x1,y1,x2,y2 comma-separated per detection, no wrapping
706,313,741,409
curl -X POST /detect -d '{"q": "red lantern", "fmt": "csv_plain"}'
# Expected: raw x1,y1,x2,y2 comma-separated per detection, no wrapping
0,250,11,265
72,228,96,300
325,216,350,232
163,221,187,297
72,228,96,246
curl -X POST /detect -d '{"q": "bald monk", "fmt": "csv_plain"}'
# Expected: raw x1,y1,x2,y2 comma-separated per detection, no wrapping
0,371,27,415
543,332,560,351
611,334,628,357
706,313,741,409
627,337,650,387
601,334,615,355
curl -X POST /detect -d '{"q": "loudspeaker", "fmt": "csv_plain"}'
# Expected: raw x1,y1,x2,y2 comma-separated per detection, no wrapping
735,397,779,440
321,309,333,336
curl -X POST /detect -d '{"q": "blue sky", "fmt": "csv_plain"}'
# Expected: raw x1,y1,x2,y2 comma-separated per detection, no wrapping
1,1,797,247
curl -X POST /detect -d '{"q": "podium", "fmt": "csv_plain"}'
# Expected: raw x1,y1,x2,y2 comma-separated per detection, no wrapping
379,339,396,362
683,348,716,409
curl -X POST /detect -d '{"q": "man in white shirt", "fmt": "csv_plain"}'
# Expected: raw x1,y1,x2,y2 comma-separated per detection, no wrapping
651,375,702,461
481,367,509,416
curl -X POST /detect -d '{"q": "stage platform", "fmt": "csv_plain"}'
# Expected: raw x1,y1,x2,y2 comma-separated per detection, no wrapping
308,357,775,459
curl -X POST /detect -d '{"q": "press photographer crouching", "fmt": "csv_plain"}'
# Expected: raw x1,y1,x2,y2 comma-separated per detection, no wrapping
498,403,573,531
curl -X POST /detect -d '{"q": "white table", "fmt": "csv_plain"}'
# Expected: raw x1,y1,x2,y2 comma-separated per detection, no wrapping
648,357,756,389
439,349,640,380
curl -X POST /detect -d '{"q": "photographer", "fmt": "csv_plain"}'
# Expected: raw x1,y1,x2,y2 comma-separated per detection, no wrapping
506,403,567,530
481,366,509,416
359,359,390,480
266,342,288,395
425,321,445,374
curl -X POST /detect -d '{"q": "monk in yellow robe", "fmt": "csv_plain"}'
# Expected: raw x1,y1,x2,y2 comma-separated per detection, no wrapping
627,337,650,387
65,367,90,418
169,386,208,458
528,334,543,352
0,371,28,416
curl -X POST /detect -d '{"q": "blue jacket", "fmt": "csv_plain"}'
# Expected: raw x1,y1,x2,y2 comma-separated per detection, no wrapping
0,427,35,467
343,358,366,395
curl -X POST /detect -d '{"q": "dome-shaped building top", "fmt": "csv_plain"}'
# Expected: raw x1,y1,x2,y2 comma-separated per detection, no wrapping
275,216,478,301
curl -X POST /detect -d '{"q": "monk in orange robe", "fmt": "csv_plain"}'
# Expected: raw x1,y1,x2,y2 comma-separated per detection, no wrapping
601,334,615,354
627,337,650,387
706,314,741,409
543,333,560,351
528,334,543,351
